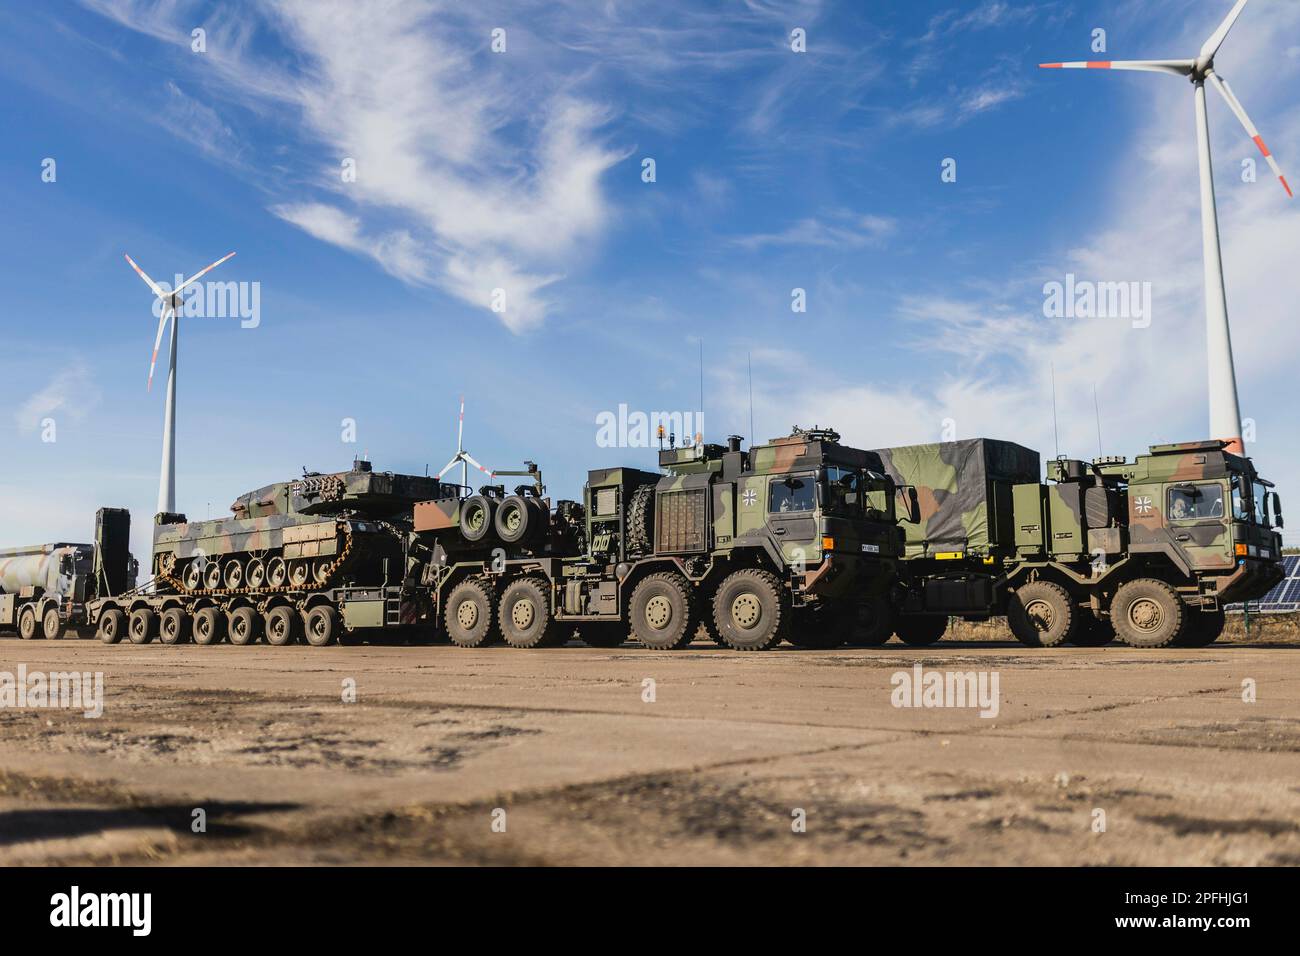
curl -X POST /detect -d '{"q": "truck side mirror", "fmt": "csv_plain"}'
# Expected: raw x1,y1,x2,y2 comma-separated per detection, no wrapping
898,485,921,524
1272,492,1284,529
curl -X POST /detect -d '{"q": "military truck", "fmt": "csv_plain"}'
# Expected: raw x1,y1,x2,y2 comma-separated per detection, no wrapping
87,459,443,647
416,428,908,651
0,509,137,639
869,438,1285,648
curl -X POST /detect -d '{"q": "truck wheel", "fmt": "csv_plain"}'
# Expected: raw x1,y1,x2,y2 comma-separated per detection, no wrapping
1112,579,1184,648
228,607,261,645
304,606,340,647
712,568,786,651
580,622,626,648
627,484,656,555
42,606,65,640
128,608,158,645
99,608,126,644
264,606,300,646
631,572,698,649
1070,616,1116,647
494,496,535,545
445,578,498,647
159,608,191,645
1007,581,1076,648
894,615,947,647
1177,608,1225,648
499,577,562,648
193,607,225,645
460,495,496,543
17,606,39,640
847,595,894,647
787,601,850,649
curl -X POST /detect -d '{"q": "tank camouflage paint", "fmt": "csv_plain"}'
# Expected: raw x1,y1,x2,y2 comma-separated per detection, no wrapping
153,459,443,595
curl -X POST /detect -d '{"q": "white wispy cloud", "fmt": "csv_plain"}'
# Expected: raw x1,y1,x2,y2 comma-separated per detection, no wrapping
731,212,896,251
15,364,100,433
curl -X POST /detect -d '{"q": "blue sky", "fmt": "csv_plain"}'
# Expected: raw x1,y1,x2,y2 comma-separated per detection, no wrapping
2,0,1298,559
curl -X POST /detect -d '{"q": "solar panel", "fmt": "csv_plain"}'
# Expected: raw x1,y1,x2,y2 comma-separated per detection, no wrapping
1226,553,1300,613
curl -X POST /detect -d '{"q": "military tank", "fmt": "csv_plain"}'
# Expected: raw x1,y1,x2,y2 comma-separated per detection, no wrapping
152,458,443,596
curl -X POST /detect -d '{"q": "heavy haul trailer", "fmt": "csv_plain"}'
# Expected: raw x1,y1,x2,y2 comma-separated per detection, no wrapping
415,429,908,651
0,509,137,639
868,438,1286,648
87,459,444,646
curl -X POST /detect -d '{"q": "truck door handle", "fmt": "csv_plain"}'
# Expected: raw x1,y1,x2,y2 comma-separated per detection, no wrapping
1175,533,1191,542
772,528,786,536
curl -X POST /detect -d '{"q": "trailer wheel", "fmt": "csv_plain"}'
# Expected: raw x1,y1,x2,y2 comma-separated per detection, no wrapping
42,606,66,640
193,607,225,645
787,601,851,649
460,495,497,543
128,608,157,645
712,568,786,651
630,572,698,649
1113,579,1184,648
17,605,39,640
264,606,300,646
304,606,340,647
445,578,498,647
1070,616,1116,647
228,607,261,645
893,614,947,647
159,608,190,645
1177,607,1225,648
98,608,126,644
580,622,626,648
499,577,563,648
848,595,894,647
1007,581,1076,648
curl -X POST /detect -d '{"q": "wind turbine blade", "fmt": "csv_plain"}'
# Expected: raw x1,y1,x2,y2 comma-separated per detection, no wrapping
436,456,462,480
456,395,465,453
1201,0,1249,61
148,299,171,391
1209,73,1293,198
173,251,236,294
461,454,494,477
1039,59,1194,76
124,253,167,298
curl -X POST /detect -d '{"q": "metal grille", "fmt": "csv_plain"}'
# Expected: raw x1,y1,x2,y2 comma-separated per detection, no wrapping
594,488,617,517
656,489,707,553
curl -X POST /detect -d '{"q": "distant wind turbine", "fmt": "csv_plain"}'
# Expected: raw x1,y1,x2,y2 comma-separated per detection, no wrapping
124,250,236,513
436,395,495,491
1040,0,1292,454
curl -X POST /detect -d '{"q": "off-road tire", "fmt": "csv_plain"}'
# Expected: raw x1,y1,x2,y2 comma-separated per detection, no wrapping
460,495,497,544
846,594,894,647
499,577,563,648
629,572,697,650
17,606,39,640
712,568,787,651
494,496,537,545
787,601,852,649
627,484,656,556
445,577,498,647
1007,581,1076,648
1112,579,1184,648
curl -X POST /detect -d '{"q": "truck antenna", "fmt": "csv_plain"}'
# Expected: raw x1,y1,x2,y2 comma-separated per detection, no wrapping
1050,362,1060,459
1093,383,1103,458
698,337,704,446
747,351,755,449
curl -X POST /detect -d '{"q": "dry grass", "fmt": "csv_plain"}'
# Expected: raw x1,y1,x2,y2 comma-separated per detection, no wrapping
943,612,1299,645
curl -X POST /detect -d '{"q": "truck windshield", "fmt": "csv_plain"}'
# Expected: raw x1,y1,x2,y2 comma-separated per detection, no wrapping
823,466,861,515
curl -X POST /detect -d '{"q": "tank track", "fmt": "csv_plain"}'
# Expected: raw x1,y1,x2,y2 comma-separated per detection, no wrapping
156,521,356,597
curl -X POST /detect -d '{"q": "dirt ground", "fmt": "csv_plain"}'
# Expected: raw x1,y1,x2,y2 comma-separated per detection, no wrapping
1,616,1298,866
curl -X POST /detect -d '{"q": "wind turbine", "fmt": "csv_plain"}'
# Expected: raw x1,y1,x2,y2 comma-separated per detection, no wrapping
436,395,495,492
124,251,236,514
1040,0,1292,454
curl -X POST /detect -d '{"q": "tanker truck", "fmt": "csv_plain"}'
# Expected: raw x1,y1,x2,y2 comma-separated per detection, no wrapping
0,508,137,639
865,438,1285,648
